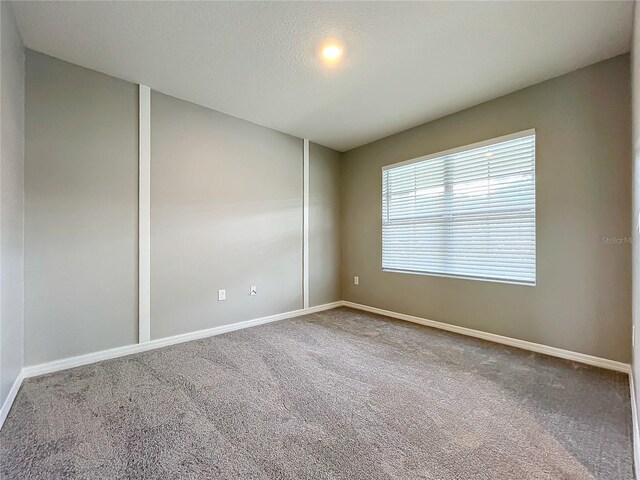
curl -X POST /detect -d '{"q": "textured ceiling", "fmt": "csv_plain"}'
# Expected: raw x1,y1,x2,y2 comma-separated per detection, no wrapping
11,1,633,151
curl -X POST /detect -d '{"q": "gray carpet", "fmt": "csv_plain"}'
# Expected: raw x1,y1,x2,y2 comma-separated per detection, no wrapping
0,307,633,479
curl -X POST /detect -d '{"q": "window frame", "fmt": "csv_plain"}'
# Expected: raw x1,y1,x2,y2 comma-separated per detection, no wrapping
381,128,536,286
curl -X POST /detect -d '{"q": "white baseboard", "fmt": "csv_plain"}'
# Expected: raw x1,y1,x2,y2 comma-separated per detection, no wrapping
21,301,342,379
0,301,341,431
16,299,632,379
2,299,631,432
341,301,631,374
631,371,640,479
0,371,24,430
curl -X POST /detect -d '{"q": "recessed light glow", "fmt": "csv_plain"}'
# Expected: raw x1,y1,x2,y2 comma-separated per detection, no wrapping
321,44,342,62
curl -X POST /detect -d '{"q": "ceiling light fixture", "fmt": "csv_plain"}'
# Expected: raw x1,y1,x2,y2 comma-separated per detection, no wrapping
321,44,343,63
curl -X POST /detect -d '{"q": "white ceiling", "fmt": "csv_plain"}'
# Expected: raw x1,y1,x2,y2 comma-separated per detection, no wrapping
11,1,633,152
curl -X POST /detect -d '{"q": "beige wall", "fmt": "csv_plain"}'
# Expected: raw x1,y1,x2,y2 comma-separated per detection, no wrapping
309,142,341,306
342,54,631,362
632,0,640,453
150,92,304,339
25,51,139,365
20,47,630,367
1,2,25,405
22,52,343,363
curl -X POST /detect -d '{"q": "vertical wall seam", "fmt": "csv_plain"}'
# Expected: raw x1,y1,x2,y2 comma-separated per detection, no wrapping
303,139,310,308
138,85,151,342
20,41,26,372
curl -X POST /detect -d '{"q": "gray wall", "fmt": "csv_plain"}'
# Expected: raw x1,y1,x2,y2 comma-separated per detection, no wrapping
150,92,303,339
342,54,631,363
25,51,138,365
1,2,25,405
309,142,341,306
632,1,640,449
22,46,627,369
22,53,343,363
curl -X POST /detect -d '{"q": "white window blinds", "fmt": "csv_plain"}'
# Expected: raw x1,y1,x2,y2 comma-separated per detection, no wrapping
382,130,536,285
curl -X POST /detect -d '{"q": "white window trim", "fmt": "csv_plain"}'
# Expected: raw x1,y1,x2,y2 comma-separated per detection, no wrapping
381,128,536,172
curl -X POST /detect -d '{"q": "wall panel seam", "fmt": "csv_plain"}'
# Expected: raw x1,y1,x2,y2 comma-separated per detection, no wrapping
138,85,151,343
303,139,309,308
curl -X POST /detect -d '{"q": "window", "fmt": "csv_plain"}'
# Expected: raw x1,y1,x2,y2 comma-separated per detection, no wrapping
382,130,536,285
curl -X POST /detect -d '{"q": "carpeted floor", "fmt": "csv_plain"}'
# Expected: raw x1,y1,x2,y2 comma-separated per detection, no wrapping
0,307,633,479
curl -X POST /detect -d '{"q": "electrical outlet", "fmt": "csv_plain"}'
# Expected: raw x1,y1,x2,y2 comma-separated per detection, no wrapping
354,276,359,285
218,289,226,301
250,286,257,296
